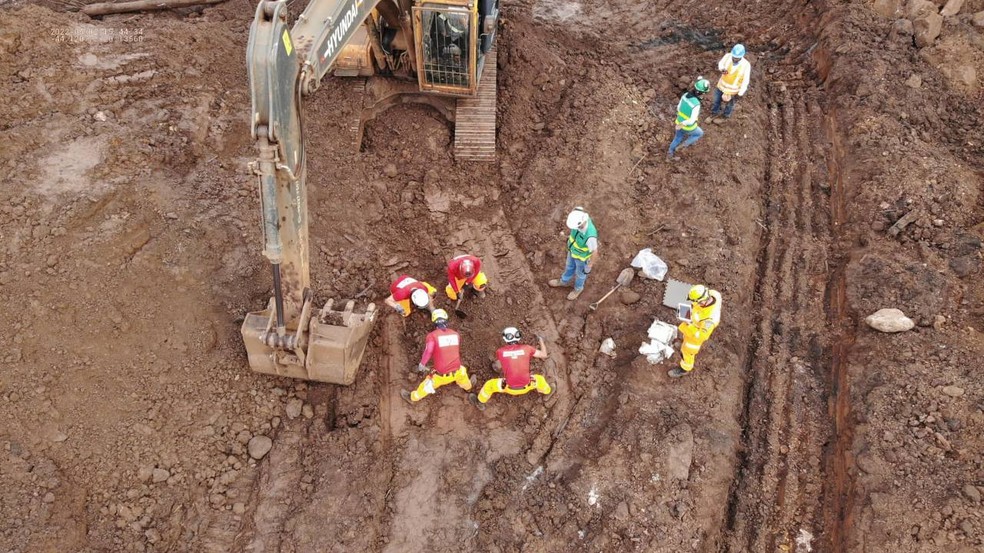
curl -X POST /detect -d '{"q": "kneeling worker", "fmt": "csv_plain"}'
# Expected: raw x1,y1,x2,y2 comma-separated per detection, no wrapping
446,254,488,301
385,274,436,317
471,327,552,410
402,309,476,403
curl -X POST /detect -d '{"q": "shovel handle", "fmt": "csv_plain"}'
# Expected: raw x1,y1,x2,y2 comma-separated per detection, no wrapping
588,284,621,311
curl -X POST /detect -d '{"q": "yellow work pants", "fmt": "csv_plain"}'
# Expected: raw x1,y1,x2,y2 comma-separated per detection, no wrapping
410,366,473,401
678,322,714,372
445,272,488,300
476,375,551,404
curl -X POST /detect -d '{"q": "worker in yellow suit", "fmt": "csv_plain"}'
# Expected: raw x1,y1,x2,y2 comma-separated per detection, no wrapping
669,284,722,378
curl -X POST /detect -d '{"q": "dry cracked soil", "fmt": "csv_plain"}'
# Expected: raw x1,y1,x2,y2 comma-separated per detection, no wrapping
1,0,984,551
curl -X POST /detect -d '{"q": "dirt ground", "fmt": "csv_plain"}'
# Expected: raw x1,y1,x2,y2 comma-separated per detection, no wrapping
1,0,983,551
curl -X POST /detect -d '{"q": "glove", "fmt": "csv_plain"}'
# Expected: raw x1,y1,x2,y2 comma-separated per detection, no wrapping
394,304,406,315
722,93,733,102
416,363,429,373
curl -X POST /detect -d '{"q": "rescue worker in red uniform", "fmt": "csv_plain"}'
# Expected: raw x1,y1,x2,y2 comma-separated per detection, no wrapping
384,274,436,317
445,254,488,300
470,327,552,410
401,309,476,403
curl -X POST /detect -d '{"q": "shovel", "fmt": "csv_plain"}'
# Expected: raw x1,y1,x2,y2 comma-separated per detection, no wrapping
454,295,468,319
588,268,635,311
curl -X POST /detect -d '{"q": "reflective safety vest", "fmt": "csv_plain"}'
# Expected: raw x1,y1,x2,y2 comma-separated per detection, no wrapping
676,94,701,132
567,220,597,261
717,56,751,95
497,344,536,388
690,290,723,336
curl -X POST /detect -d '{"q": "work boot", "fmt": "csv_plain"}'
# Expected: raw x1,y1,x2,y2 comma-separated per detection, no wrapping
548,279,572,288
567,288,583,301
400,390,414,404
667,368,689,378
469,393,486,411
476,289,487,298
469,375,477,389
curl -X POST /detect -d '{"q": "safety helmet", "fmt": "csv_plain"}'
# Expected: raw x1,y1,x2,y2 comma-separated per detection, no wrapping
731,44,746,59
694,78,710,94
410,288,430,309
502,326,522,344
566,207,589,230
460,259,476,278
431,309,449,324
688,284,710,303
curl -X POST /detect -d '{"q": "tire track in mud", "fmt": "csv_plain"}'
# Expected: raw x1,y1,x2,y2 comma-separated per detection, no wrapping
723,84,833,552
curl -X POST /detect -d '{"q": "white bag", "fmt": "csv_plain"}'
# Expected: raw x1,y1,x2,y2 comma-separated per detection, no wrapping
630,248,668,281
639,340,674,364
647,320,678,344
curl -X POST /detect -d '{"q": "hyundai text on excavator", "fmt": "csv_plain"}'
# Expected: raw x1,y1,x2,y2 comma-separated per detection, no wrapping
239,0,499,383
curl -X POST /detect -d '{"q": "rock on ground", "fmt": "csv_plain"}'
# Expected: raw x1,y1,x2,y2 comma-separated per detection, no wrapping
248,435,273,460
865,308,915,333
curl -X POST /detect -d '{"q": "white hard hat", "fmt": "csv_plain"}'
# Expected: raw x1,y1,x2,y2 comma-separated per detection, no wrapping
566,207,589,230
410,289,429,308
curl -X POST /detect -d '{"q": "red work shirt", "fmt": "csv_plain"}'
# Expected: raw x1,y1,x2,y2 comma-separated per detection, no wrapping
390,275,427,302
420,328,462,375
447,255,482,292
497,344,536,388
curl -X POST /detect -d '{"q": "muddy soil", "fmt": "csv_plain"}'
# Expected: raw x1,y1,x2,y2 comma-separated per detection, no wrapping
1,0,983,552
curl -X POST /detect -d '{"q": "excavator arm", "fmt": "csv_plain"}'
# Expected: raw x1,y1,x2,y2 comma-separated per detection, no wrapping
242,0,381,384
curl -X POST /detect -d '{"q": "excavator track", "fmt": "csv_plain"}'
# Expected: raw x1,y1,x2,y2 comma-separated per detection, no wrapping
454,49,497,162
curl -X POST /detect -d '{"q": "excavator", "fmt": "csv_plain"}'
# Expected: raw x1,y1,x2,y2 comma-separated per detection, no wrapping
239,0,499,383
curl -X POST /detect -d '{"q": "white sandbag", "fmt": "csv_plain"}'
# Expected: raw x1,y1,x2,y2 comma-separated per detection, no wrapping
647,319,678,344
639,340,674,364
630,248,668,281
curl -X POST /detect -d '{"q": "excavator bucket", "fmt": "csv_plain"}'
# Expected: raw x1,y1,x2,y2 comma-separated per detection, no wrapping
241,299,377,384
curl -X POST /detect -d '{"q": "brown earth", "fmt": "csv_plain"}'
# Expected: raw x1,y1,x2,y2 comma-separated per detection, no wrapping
1,0,983,551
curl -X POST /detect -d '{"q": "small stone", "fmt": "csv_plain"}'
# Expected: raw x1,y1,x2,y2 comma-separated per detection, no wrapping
50,431,68,443
940,0,964,17
45,254,59,267
383,163,398,178
285,398,303,419
164,212,178,220
43,492,55,503
145,529,161,544
905,74,922,88
619,290,641,305
232,502,246,515
137,466,154,482
865,308,915,333
963,484,981,503
941,386,964,397
302,404,314,419
615,501,629,521
151,468,170,483
974,11,984,27
247,435,273,460
93,111,108,122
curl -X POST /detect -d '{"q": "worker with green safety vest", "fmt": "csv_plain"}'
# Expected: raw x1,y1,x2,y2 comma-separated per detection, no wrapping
667,77,710,161
548,207,599,301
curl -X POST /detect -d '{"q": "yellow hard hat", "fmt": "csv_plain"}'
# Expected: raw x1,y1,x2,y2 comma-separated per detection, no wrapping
688,285,709,303
431,309,449,323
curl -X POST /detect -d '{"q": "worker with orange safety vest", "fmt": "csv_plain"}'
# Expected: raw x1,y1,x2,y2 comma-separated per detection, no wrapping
711,44,752,120
401,309,476,403
446,254,488,300
384,274,436,317
470,327,552,410
669,284,722,378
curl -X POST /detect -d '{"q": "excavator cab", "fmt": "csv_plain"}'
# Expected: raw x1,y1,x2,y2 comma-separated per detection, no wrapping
413,0,496,95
